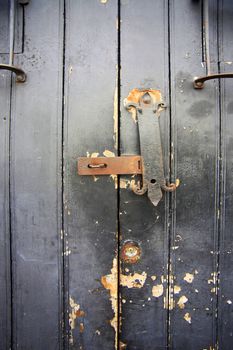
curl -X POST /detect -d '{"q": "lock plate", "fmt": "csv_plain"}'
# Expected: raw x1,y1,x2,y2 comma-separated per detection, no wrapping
78,155,142,175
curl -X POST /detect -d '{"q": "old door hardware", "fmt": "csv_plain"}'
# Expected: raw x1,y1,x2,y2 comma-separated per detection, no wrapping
124,89,177,206
194,73,233,89
78,155,142,175
194,0,233,89
0,64,26,82
77,89,178,207
0,0,27,83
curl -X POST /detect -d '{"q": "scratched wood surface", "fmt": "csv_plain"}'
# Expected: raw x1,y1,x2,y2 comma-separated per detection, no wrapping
0,1,24,348
10,1,63,349
218,1,233,348
169,0,220,349
120,1,170,348
0,3,12,346
63,0,118,348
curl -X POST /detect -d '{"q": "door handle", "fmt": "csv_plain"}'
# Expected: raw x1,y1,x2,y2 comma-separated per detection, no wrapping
0,0,27,83
0,64,26,82
77,89,178,206
194,73,233,89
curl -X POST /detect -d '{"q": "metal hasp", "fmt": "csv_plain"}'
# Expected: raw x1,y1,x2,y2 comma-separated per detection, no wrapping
124,89,177,206
78,155,142,175
0,64,26,82
193,0,233,89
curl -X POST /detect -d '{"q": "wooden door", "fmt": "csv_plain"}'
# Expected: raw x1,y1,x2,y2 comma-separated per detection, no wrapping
1,1,233,349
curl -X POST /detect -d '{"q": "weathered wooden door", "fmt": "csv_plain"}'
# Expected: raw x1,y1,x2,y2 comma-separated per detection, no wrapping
1,0,233,349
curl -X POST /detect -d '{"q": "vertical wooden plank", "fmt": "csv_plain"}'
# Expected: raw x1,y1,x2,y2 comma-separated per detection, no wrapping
0,55,11,350
64,1,118,348
218,1,233,348
11,1,64,348
120,1,170,348
0,0,23,54
169,1,219,349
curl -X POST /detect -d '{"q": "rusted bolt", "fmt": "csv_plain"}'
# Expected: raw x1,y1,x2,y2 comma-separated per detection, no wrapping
142,92,151,104
121,241,141,264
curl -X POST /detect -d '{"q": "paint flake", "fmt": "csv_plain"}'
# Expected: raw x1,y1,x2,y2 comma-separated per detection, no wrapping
184,312,191,324
177,295,188,309
152,284,164,298
184,273,194,283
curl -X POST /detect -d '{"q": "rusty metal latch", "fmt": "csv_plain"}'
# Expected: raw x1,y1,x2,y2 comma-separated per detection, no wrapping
124,90,177,206
77,89,178,206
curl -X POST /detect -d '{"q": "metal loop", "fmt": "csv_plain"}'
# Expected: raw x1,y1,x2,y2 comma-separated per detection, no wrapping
0,64,26,82
88,163,107,169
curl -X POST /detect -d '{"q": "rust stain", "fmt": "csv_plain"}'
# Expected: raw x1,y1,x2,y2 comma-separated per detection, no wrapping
152,284,164,298
124,88,162,123
121,241,141,264
79,322,84,333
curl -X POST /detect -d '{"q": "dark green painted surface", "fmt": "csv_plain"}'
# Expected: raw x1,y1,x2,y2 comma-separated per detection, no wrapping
1,1,233,349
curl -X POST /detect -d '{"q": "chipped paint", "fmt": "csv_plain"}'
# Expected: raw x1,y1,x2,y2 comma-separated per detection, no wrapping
69,297,85,345
100,0,108,3
184,312,191,324
120,178,136,189
101,258,118,349
227,300,232,304
91,152,99,158
151,275,157,281
101,258,147,349
124,88,162,123
121,271,147,289
177,295,188,309
110,174,118,189
174,285,181,294
152,284,164,298
164,293,175,310
103,149,115,157
184,273,194,283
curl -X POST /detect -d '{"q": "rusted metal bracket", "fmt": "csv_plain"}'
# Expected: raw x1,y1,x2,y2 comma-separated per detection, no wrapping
78,156,142,175
194,73,233,89
124,89,177,206
0,64,26,82
77,89,178,207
